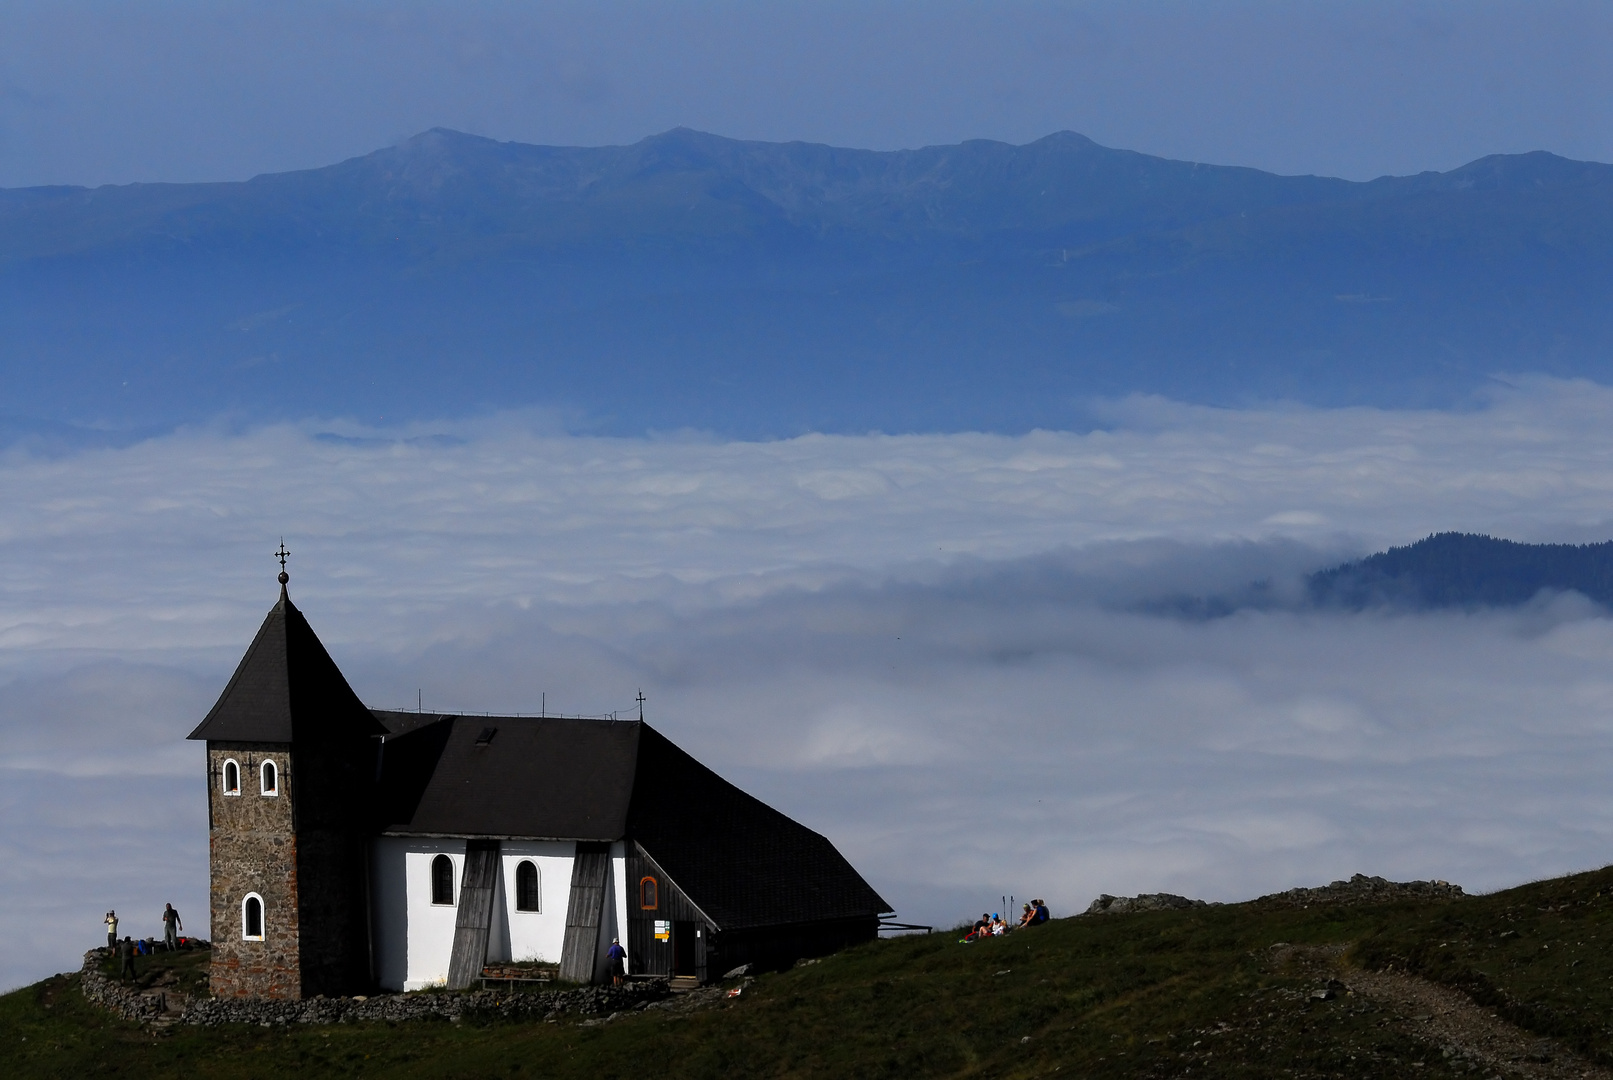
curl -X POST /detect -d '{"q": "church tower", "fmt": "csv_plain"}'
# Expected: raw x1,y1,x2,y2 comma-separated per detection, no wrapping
188,552,385,999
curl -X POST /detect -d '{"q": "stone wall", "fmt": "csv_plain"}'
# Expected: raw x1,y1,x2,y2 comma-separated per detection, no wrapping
77,949,172,1023
77,947,669,1027
284,727,376,997
207,742,302,998
292,827,371,996
183,980,669,1026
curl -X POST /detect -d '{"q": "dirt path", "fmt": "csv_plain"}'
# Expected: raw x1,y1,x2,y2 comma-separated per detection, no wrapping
1344,967,1609,1080
1276,945,1610,1079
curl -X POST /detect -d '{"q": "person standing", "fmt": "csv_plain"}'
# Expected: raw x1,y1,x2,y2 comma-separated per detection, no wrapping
606,938,627,987
118,936,136,981
105,910,118,950
162,903,183,951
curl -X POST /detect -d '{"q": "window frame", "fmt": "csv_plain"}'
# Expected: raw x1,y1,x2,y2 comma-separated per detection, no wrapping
430,853,456,906
639,875,658,910
259,758,279,797
221,758,241,796
242,893,265,941
514,860,541,913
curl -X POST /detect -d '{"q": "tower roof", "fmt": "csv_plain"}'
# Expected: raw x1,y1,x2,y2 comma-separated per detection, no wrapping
187,590,387,743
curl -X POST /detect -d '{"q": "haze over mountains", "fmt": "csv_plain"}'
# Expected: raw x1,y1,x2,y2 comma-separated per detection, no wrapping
4,128,1612,438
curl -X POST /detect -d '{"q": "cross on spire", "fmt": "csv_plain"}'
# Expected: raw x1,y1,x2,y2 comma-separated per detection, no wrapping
274,540,290,592
636,689,646,721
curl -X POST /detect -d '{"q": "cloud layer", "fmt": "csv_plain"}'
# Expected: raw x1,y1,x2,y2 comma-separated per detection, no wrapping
5,377,1613,991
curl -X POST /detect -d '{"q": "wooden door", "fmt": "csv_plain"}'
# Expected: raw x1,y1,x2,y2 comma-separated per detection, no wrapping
673,920,696,976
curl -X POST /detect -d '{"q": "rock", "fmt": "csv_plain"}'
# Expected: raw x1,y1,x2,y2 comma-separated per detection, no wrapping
1084,893,1209,916
1255,874,1463,909
722,964,751,980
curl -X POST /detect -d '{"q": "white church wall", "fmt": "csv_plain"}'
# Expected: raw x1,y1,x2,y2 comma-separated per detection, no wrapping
610,841,629,973
372,837,469,991
487,856,511,965
369,837,410,992
496,841,576,965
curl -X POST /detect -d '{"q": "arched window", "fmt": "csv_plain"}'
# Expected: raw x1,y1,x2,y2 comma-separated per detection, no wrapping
515,860,540,912
222,759,240,796
431,854,455,906
639,876,658,910
242,893,264,940
260,759,278,796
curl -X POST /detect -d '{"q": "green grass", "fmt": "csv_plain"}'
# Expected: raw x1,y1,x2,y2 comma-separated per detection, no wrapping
13,870,1613,1078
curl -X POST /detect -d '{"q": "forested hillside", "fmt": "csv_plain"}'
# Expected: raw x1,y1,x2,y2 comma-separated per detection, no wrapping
1309,532,1613,609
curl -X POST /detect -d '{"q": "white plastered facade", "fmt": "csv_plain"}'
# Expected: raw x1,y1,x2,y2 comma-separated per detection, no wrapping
370,837,630,992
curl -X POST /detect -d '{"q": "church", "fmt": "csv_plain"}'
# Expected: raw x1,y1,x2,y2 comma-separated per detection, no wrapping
188,566,890,999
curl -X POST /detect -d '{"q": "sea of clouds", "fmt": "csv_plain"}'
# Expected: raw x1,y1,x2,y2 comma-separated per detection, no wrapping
5,375,1613,992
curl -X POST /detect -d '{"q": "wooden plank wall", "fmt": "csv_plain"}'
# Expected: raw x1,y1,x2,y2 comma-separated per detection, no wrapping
627,844,710,981
559,842,611,983
445,839,501,990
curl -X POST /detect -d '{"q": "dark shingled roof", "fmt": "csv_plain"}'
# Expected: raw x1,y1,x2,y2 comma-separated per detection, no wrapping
371,712,889,930
187,589,387,743
373,713,641,841
626,724,892,931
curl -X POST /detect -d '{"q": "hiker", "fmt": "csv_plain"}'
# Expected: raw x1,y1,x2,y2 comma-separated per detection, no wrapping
119,936,136,981
1031,899,1050,925
105,910,118,950
1017,902,1036,929
606,938,626,987
962,913,992,942
991,913,1008,937
163,903,183,951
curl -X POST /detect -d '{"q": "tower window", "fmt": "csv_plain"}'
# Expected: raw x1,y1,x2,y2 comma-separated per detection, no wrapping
260,759,279,796
431,854,455,906
222,759,240,796
639,876,658,910
242,893,264,940
515,860,541,912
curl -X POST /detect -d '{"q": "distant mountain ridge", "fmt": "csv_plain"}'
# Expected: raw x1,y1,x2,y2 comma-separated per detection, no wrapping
1309,533,1613,610
4,129,1612,436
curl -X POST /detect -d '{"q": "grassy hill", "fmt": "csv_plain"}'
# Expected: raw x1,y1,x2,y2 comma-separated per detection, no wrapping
8,867,1613,1078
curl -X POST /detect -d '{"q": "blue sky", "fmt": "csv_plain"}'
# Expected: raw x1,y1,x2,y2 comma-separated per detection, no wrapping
2,0,1610,188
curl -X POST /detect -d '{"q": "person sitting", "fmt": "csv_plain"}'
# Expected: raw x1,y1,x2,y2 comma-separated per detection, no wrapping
991,913,1007,936
1017,902,1036,929
962,913,992,942
1031,899,1050,925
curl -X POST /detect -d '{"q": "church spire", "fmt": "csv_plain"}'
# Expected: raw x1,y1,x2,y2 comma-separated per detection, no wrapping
275,539,290,601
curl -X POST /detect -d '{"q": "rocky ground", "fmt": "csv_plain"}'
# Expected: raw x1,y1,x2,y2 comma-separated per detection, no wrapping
1187,943,1613,1080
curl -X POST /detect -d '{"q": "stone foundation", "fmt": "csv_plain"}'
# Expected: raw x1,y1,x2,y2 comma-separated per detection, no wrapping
77,947,669,1027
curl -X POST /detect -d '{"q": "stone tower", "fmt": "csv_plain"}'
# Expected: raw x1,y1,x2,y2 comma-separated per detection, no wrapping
188,571,385,999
